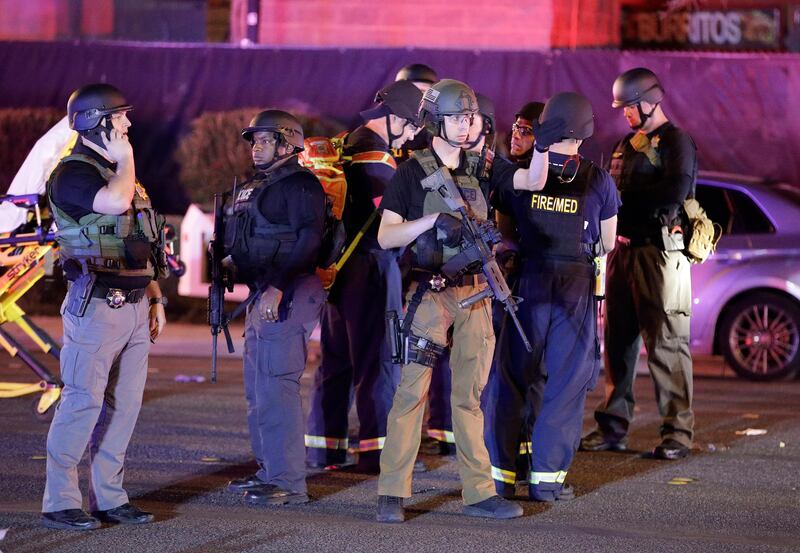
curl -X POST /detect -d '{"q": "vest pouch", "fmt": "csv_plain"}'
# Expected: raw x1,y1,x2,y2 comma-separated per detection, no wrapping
123,235,153,270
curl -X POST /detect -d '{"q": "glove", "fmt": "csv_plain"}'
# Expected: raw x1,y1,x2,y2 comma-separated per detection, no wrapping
532,117,568,152
434,213,463,248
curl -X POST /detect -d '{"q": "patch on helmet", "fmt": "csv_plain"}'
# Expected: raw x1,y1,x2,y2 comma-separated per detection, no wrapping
456,91,476,112
423,88,441,104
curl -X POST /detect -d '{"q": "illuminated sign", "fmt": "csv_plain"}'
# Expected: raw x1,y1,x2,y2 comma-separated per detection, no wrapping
622,8,782,50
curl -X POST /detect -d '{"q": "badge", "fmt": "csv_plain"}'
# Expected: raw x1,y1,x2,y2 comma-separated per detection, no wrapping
429,275,447,292
134,182,149,200
106,289,126,309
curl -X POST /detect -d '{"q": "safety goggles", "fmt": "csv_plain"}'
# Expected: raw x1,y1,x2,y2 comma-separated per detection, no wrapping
444,113,475,126
511,123,534,137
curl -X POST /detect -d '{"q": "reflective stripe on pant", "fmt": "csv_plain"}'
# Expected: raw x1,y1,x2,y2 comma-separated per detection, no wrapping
484,281,546,495
43,296,150,513
305,250,400,465
244,274,324,493
595,243,694,447
378,281,496,505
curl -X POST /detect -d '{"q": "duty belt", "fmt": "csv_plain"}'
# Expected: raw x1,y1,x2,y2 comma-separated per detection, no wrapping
411,270,486,292
91,285,146,308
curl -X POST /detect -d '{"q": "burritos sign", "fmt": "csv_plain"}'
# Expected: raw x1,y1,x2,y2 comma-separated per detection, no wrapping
622,8,782,51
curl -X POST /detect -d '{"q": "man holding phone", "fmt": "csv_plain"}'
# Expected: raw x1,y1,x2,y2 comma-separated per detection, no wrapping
42,83,168,530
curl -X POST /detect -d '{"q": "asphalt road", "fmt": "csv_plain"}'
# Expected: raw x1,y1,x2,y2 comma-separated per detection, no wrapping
0,319,799,553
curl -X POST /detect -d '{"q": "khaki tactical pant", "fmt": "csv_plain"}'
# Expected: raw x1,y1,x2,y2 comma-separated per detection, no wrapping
378,281,496,505
596,242,695,447
43,296,150,513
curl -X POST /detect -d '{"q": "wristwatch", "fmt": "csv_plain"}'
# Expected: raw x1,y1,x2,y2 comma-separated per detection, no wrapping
149,297,168,307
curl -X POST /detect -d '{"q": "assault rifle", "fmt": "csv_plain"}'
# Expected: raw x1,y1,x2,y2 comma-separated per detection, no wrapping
421,167,532,352
208,191,234,383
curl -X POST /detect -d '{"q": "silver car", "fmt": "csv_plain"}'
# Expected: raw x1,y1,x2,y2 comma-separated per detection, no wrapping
690,172,800,380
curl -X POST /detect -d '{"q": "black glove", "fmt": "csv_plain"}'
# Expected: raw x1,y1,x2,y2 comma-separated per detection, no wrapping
434,213,463,248
532,117,568,152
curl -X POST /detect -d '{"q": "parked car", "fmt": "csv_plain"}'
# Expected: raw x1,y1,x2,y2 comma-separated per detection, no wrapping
689,172,800,381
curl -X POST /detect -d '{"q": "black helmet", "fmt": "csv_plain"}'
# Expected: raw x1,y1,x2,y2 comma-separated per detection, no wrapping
395,63,438,85
612,67,664,108
515,101,545,123
475,93,496,135
242,110,304,151
360,80,423,124
419,79,478,134
67,84,132,131
540,92,594,141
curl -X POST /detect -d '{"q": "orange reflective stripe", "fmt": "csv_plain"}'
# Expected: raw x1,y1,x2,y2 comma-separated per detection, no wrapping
356,437,386,452
350,150,397,169
426,429,455,443
304,435,349,450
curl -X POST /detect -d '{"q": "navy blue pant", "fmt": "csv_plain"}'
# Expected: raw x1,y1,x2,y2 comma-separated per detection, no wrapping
243,274,324,493
485,258,599,498
305,249,401,468
427,356,453,444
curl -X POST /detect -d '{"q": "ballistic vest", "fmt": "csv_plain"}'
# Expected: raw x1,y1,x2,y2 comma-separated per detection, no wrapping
47,154,164,278
223,162,312,284
524,158,594,262
411,148,488,271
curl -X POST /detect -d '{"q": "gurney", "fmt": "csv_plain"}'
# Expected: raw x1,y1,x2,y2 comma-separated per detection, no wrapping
0,193,62,421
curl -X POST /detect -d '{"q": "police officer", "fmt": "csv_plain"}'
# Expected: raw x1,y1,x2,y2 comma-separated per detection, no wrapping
224,110,327,504
581,68,697,460
375,79,557,522
486,92,619,501
508,101,545,168
305,81,422,472
394,63,438,157
425,92,497,456
42,83,168,530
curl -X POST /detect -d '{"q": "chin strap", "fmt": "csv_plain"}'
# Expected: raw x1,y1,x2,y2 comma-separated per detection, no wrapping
633,102,659,130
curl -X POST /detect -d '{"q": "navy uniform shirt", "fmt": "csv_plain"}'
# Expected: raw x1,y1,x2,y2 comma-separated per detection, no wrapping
341,126,396,249
49,142,153,290
255,160,327,291
492,153,620,258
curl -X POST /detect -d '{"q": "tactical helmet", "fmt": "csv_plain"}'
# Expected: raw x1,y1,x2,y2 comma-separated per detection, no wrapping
540,92,594,141
612,67,664,108
475,93,496,135
67,84,132,131
242,110,304,151
395,63,438,85
515,101,545,123
419,79,478,135
360,80,423,124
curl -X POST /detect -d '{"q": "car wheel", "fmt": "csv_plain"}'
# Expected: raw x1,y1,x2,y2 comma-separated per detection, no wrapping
719,292,800,381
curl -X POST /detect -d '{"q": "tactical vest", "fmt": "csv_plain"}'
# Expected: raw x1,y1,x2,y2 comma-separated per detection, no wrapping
411,148,488,271
47,154,166,278
223,162,311,284
523,158,594,262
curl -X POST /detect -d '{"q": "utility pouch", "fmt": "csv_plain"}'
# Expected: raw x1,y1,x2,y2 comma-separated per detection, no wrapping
660,225,685,252
123,235,152,269
66,271,97,317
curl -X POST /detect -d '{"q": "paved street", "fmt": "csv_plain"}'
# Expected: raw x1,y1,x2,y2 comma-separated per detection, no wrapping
0,318,798,553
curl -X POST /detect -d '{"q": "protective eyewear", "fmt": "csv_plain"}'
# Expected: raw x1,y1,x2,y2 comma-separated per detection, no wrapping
511,123,534,137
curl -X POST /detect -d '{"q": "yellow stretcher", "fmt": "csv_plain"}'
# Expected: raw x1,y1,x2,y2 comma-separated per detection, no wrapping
0,194,62,421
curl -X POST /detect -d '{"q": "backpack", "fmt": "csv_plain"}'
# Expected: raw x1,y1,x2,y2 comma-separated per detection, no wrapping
682,197,722,264
299,133,396,288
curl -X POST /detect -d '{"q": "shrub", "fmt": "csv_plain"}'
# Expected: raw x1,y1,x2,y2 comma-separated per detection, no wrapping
0,108,65,193
175,107,346,209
